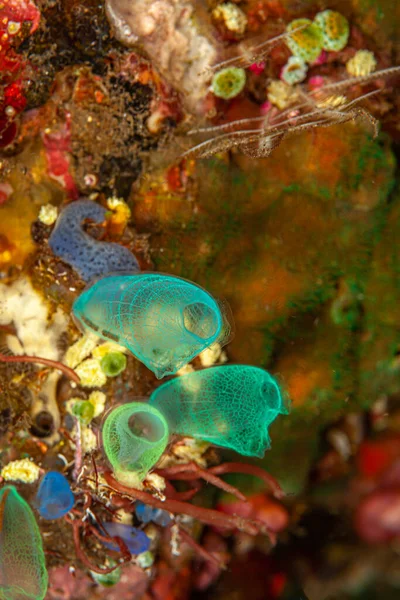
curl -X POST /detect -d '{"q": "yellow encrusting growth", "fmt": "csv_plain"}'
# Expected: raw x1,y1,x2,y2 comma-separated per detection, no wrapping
65,333,99,369
38,203,58,225
1,458,41,483
75,358,107,387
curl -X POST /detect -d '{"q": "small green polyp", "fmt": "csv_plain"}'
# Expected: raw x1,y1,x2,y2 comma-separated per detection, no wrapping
211,67,246,100
100,352,127,377
71,400,95,424
0,486,48,600
102,402,169,485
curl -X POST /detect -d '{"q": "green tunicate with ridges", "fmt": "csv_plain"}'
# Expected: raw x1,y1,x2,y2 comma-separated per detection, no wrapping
211,67,246,100
102,402,169,483
0,486,48,600
286,18,323,64
314,10,349,52
149,365,289,457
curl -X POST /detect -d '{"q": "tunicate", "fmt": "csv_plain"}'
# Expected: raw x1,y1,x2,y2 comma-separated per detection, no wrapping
150,365,288,457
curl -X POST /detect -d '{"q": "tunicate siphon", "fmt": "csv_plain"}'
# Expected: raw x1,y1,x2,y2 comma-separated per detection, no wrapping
149,365,288,457
0,486,48,600
48,199,139,282
73,273,231,378
102,402,169,485
35,472,74,520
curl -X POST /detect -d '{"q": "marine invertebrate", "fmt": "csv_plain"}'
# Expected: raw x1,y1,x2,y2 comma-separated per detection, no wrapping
149,365,288,457
100,352,127,377
212,3,247,37
184,65,400,159
70,399,95,424
314,10,349,52
48,199,139,282
135,502,172,526
281,56,307,85
102,402,169,484
346,50,377,77
101,522,151,554
286,18,323,64
73,273,231,378
211,67,246,100
35,472,75,520
0,486,48,599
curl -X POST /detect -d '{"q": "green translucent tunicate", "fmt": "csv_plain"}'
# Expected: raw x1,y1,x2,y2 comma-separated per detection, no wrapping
71,399,95,424
91,565,121,587
211,67,246,100
314,10,349,52
102,402,169,484
0,486,48,600
149,365,288,458
286,18,323,64
73,273,231,379
100,352,127,377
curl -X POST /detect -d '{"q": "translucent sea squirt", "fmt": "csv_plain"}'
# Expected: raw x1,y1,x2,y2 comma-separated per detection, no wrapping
0,486,48,600
102,402,169,485
35,472,75,520
73,273,231,378
149,365,288,457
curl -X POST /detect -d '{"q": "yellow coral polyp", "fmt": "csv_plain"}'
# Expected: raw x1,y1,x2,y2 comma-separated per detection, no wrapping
1,458,41,483
267,80,299,110
346,50,377,77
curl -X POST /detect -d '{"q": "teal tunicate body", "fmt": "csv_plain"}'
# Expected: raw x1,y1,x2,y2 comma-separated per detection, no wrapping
73,273,231,378
149,365,288,457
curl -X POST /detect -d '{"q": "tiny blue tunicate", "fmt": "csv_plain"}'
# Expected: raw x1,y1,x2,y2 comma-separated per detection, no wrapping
135,502,172,527
35,471,75,520
101,522,151,554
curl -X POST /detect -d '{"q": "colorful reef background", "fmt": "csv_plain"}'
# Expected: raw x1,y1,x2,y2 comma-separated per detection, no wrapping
0,1,400,599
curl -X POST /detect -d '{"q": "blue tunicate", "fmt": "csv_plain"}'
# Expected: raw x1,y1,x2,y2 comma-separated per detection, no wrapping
101,522,151,554
48,199,139,282
135,502,154,524
135,502,171,527
35,471,75,520
73,273,232,378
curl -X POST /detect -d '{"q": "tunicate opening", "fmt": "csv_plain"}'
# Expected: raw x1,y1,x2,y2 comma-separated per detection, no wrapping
183,302,218,340
128,411,166,444
30,410,54,438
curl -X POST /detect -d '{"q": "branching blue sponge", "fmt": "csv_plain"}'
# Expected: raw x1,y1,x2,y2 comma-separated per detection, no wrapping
0,486,48,600
149,365,288,457
73,273,231,378
48,199,139,282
